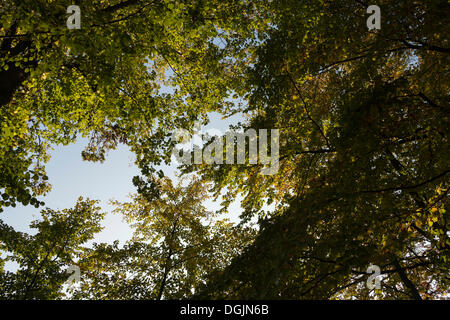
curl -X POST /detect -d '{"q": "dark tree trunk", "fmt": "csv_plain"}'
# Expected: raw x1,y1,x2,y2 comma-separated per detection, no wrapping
393,258,422,300
156,246,173,300
0,65,29,107
156,216,179,300
0,22,37,107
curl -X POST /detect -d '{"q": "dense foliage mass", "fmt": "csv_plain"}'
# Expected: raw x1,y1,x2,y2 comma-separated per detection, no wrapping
0,0,448,299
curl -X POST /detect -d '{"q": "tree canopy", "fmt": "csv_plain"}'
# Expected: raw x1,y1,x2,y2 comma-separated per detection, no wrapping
0,0,449,299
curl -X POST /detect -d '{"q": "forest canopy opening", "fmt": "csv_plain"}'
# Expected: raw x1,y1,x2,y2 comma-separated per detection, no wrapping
0,0,448,300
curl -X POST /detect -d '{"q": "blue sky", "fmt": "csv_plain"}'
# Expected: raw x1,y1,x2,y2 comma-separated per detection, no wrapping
1,112,246,249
